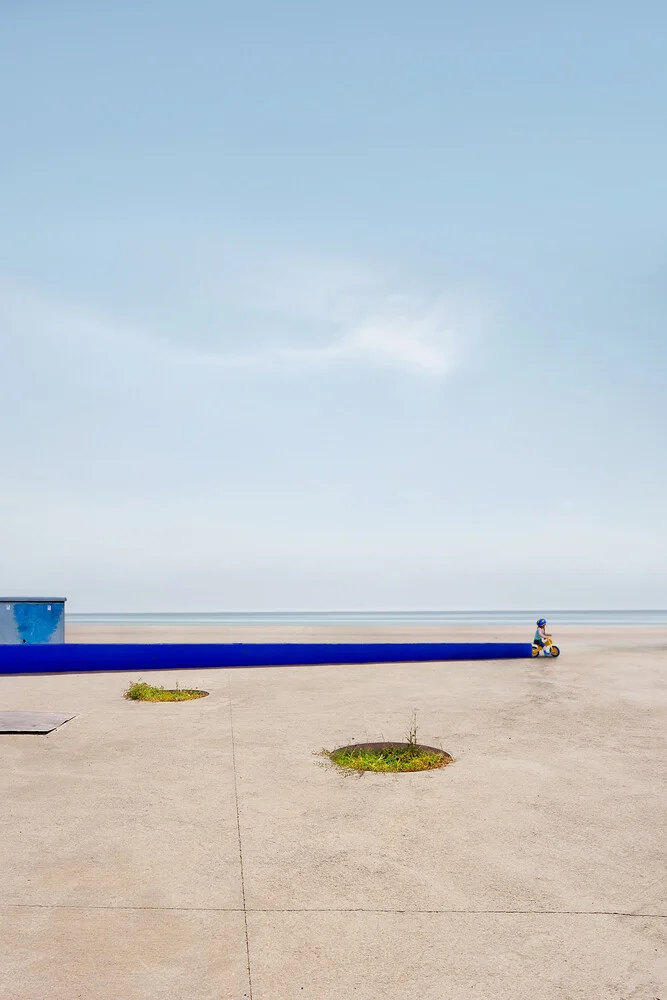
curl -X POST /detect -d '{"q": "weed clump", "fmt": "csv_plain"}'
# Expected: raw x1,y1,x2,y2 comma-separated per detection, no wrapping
318,712,453,773
322,744,448,772
124,680,208,702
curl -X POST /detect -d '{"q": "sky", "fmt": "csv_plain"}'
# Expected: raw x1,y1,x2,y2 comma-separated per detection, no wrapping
1,0,666,612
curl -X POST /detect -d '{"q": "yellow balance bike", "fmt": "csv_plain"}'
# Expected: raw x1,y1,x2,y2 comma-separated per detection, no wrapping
532,635,560,657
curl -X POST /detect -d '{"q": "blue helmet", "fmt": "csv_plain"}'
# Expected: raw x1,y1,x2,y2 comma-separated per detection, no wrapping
537,618,547,627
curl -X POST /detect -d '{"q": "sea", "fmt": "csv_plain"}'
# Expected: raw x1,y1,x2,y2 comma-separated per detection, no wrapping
66,610,667,626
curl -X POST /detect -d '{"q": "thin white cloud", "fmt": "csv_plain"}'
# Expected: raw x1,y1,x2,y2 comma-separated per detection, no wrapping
190,250,470,373
188,299,457,374
1,267,476,377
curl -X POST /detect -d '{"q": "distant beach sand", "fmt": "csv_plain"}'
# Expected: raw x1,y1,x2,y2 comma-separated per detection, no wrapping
65,622,667,653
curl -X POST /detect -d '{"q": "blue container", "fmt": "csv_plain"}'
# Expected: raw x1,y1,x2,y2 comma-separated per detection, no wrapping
0,598,66,644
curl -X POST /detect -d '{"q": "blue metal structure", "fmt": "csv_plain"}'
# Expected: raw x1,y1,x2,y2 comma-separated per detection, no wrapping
0,598,66,644
0,641,532,674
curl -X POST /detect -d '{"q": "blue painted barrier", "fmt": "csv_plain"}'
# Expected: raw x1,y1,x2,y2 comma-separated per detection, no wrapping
0,642,532,675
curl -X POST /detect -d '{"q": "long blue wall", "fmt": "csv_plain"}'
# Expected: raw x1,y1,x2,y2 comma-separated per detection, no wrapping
0,642,532,675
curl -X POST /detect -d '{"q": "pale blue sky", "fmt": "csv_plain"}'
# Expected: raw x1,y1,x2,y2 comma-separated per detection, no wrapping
1,0,665,611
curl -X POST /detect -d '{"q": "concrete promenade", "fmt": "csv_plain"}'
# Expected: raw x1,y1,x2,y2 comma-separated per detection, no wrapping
1,626,665,999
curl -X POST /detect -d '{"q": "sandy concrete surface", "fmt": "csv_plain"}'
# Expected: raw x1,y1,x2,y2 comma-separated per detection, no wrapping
0,626,665,999
64,622,667,647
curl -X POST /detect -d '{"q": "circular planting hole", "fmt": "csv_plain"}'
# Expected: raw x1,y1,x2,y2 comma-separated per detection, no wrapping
124,681,209,703
322,741,453,773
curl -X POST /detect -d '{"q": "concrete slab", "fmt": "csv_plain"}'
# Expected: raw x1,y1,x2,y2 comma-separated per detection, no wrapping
0,671,243,909
0,908,249,1000
0,711,75,733
247,911,667,1000
229,651,666,915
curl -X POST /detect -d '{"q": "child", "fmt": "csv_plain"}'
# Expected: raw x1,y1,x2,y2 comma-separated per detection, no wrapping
533,618,550,653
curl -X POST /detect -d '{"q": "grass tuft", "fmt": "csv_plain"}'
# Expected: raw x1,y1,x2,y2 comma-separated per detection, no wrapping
124,680,208,702
318,711,452,773
320,744,449,773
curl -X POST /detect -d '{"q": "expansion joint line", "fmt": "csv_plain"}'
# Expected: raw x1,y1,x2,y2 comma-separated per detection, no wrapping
228,676,253,1000
1,905,664,917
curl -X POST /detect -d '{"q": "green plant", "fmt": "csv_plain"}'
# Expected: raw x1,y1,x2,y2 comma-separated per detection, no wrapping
405,709,419,753
124,680,208,702
317,711,452,774
319,744,449,773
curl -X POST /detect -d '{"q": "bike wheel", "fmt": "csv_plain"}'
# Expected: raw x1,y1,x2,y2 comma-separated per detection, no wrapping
549,645,560,658
531,646,539,657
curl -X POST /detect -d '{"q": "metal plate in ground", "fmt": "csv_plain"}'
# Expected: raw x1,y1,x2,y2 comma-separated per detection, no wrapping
0,712,76,734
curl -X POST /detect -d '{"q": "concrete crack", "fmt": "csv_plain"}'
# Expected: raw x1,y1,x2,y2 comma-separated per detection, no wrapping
1,904,664,918
228,675,253,1000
